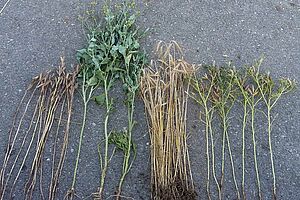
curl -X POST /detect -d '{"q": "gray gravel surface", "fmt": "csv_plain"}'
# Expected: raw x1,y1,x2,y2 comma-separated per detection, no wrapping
0,0,299,199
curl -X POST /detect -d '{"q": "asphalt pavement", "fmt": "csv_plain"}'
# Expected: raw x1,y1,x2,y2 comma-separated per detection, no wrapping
0,0,299,199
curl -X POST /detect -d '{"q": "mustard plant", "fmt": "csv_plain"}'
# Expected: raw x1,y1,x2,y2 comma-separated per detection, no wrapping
74,1,147,199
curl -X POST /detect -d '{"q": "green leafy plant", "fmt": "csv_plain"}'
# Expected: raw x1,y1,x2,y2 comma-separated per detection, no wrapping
249,59,296,200
73,1,147,199
65,41,101,199
73,30,118,200
112,3,147,199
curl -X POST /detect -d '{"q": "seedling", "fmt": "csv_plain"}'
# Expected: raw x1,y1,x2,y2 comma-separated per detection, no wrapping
249,58,296,199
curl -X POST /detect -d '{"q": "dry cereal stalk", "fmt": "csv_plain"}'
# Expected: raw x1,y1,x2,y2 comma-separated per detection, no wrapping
140,41,197,200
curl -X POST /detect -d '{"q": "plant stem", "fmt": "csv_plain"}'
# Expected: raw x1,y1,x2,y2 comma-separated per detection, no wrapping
250,99,262,200
220,111,226,194
0,85,37,190
70,70,93,197
205,107,211,200
241,100,247,200
116,93,136,199
98,78,110,199
222,112,240,200
208,110,221,200
267,107,276,199
71,99,87,190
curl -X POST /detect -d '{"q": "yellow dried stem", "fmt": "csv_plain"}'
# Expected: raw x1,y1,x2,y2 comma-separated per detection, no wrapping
141,41,196,200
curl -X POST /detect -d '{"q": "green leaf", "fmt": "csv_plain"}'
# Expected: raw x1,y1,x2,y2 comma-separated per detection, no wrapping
118,45,126,56
100,57,110,65
92,57,100,68
88,42,96,49
127,37,133,47
128,14,136,25
112,45,118,52
90,37,97,42
87,76,98,86
77,49,87,54
95,70,104,80
93,93,106,106
133,41,139,49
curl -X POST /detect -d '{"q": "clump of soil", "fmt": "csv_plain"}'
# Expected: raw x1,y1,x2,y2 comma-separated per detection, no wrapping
154,178,197,200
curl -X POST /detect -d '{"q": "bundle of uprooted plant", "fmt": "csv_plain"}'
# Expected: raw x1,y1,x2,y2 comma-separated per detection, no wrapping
66,1,147,199
190,65,240,200
0,58,78,200
190,58,295,200
140,41,197,200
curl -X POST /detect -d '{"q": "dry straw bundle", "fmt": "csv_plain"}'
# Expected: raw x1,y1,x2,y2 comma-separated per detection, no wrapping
140,41,197,200
0,58,78,200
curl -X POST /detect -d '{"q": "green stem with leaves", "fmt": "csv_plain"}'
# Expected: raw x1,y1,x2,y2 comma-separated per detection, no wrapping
249,59,295,199
116,92,136,199
68,69,95,199
236,79,249,200
212,67,240,200
98,77,112,198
